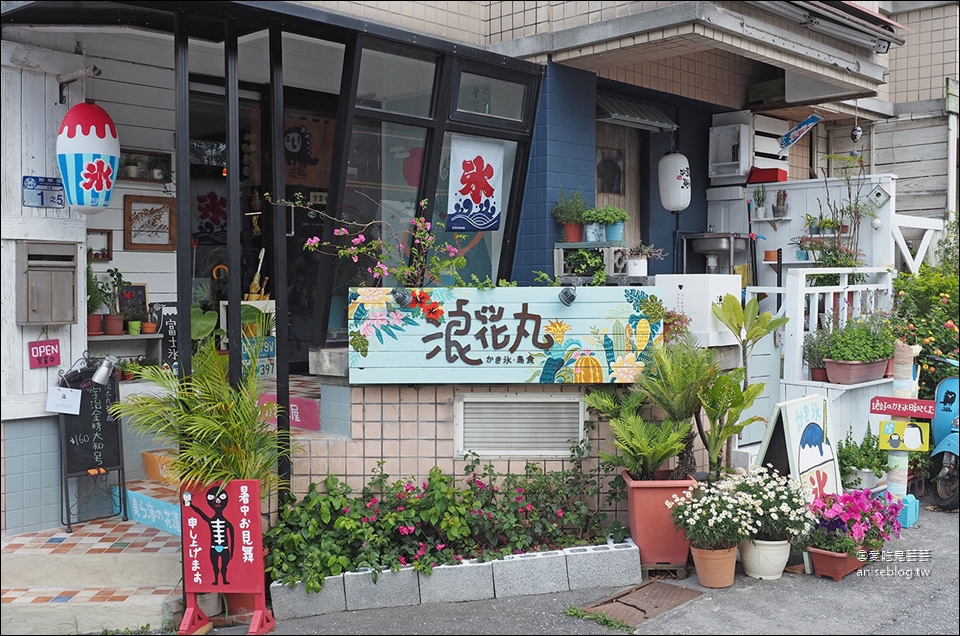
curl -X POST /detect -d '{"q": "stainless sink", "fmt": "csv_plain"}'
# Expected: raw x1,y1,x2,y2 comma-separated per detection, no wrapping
686,232,748,255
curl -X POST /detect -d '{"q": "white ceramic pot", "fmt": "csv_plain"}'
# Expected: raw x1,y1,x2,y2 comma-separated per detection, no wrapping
626,258,648,277
739,539,791,580
583,223,605,243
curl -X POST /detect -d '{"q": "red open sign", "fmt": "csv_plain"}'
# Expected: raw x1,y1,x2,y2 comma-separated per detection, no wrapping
29,339,61,369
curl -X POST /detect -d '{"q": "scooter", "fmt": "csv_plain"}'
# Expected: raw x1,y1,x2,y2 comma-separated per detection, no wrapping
929,356,959,510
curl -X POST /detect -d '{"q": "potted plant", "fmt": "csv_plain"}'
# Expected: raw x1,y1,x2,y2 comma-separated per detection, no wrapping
821,315,895,384
772,189,788,219
563,247,606,286
86,262,108,336
697,371,765,481
803,327,832,381
732,465,815,580
590,205,630,241
140,305,159,334
751,184,767,219
579,207,608,243
625,242,666,277
798,489,903,581
123,305,146,335
551,187,588,243
803,213,822,235
836,426,889,490
667,476,752,588
790,236,812,261
110,306,287,506
584,381,695,569
102,267,129,335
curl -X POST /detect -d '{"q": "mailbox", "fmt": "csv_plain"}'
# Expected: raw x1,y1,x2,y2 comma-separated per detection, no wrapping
16,240,78,325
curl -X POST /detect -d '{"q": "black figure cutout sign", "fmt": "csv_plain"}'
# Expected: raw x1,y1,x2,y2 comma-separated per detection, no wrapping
179,480,274,635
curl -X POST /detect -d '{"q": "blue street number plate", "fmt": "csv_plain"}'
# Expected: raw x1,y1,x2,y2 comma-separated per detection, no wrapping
22,176,65,208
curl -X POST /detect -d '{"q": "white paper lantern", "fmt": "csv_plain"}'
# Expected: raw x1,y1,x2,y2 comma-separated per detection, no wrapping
56,100,120,214
658,151,691,212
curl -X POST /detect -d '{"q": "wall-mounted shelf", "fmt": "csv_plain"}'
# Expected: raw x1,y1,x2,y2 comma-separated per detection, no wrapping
764,260,816,267
86,229,113,261
88,334,163,342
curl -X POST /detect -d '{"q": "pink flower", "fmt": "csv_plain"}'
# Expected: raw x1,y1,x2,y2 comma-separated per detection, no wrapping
333,227,348,236
366,497,379,508
396,506,404,512
399,556,407,565
343,507,350,514
351,234,365,245
367,309,387,328
436,543,445,551
556,509,564,517
305,236,320,247
526,503,533,512
388,310,404,326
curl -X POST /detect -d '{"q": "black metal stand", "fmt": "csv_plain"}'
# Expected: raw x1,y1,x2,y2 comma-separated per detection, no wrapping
59,414,128,532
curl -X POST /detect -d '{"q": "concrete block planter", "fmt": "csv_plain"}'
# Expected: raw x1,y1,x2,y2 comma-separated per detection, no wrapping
564,540,642,589
418,559,495,604
492,550,568,598
269,575,346,619
344,567,420,611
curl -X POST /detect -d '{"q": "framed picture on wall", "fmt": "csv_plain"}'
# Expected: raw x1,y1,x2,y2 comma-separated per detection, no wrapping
596,147,624,195
117,284,148,316
124,195,176,251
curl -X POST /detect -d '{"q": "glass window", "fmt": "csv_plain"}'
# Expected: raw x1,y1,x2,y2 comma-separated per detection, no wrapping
356,49,436,117
456,72,525,121
330,119,428,305
433,132,517,285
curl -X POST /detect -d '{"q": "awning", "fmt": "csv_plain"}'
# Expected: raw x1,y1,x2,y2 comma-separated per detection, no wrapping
596,94,677,133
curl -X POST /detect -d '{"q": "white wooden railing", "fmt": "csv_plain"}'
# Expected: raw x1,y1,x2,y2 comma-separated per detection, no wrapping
746,266,894,383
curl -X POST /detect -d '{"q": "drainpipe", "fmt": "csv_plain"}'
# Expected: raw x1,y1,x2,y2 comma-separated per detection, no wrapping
948,111,958,222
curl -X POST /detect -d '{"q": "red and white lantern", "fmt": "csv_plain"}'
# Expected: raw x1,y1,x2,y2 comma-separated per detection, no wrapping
658,151,691,212
56,100,120,214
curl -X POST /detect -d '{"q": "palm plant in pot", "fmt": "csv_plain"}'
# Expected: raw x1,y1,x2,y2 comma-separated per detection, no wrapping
108,306,288,498
584,383,693,568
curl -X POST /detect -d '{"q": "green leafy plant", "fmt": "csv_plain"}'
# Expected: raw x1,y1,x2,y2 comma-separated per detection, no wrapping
105,267,129,314
697,371,765,480
584,387,690,481
551,187,589,225
581,205,628,225
712,293,789,390
565,248,604,277
837,426,890,484
564,606,634,633
108,307,290,498
822,316,895,362
265,433,618,593
662,308,691,345
86,262,108,314
631,335,720,479
803,327,833,370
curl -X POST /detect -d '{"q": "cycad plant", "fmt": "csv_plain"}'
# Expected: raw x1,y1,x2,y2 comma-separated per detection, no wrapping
635,334,720,479
108,308,288,498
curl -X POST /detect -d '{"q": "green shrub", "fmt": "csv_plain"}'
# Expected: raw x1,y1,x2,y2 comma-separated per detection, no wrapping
264,430,620,593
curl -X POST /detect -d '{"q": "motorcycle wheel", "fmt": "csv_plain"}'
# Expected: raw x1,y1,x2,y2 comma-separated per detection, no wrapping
930,451,959,511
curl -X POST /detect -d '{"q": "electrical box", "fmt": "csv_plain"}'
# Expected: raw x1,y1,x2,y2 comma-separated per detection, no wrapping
16,240,78,325
708,123,751,185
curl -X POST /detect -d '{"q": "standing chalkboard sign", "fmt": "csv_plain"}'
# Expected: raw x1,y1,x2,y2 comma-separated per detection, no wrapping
58,366,126,531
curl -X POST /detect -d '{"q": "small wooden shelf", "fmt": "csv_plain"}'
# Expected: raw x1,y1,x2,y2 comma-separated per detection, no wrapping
764,260,816,266
88,334,163,342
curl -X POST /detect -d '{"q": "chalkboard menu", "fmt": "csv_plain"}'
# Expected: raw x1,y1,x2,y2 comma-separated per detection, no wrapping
59,367,123,476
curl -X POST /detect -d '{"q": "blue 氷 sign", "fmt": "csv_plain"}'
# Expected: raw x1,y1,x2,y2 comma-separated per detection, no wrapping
347,286,665,385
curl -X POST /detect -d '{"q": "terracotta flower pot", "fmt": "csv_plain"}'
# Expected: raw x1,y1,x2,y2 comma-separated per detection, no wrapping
103,313,124,335
623,470,695,566
690,545,738,588
807,546,865,581
823,358,889,385
810,367,829,382
563,222,584,243
140,321,158,334
87,313,104,336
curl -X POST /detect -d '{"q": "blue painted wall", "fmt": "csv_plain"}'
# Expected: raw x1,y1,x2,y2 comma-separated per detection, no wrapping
513,62,597,285
512,68,717,283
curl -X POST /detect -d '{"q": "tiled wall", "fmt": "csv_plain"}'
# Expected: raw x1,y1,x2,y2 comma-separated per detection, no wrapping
513,62,597,285
289,381,712,524
890,3,959,103
308,1,487,45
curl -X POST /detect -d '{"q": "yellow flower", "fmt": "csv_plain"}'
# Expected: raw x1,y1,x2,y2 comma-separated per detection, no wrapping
610,353,644,383
544,319,572,344
348,287,393,317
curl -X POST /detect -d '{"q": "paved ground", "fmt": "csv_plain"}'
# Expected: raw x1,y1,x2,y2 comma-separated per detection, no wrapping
207,493,958,635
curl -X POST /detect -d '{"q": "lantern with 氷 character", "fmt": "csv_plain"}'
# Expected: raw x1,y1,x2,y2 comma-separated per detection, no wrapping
56,99,120,214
